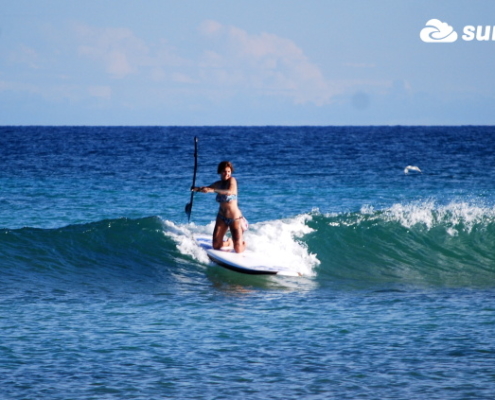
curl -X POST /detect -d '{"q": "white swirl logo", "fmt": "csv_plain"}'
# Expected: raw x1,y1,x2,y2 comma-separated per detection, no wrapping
420,19,458,43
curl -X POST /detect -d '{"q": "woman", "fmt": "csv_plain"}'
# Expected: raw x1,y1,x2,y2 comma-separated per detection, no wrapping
192,161,247,253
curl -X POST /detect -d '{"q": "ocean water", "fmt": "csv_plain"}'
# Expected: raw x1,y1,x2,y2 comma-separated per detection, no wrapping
1,126,495,399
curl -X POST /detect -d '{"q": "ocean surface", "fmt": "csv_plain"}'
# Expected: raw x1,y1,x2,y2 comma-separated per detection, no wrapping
1,126,495,399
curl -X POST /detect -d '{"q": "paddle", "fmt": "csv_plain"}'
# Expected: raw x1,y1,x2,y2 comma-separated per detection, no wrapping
185,136,198,222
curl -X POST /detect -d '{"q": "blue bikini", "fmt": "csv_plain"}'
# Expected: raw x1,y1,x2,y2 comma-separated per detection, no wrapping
216,193,237,203
215,193,247,230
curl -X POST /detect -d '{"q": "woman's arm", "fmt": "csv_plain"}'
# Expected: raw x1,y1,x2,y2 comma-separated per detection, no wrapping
192,178,237,195
221,177,237,195
212,178,237,195
191,180,221,193
191,186,214,193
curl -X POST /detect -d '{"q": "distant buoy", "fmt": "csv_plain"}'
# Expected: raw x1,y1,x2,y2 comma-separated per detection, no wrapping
404,165,422,174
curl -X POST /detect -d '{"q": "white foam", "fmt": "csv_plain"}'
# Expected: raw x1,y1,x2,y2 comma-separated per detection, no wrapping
161,214,319,277
404,165,422,174
245,214,319,276
161,219,211,264
383,201,495,234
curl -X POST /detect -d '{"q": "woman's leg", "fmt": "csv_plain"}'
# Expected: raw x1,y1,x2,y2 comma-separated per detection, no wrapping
230,220,246,253
212,218,229,250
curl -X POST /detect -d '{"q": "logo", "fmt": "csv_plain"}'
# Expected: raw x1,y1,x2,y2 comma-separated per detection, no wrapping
420,19,458,43
421,19,495,43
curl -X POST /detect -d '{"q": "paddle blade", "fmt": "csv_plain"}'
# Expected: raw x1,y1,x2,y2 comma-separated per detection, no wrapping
185,202,192,220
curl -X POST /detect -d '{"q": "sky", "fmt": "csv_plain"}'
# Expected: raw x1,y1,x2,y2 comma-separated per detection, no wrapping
1,0,495,125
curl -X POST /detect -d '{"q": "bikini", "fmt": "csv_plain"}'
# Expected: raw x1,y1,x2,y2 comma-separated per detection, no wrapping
216,193,237,203
216,193,248,230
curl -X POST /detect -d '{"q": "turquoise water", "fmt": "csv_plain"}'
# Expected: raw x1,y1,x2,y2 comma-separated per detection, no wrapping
1,126,495,399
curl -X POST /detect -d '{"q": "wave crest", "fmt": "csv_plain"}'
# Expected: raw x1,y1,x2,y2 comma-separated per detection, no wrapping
314,201,495,288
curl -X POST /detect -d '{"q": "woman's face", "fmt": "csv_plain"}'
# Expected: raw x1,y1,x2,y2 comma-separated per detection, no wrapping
220,167,232,181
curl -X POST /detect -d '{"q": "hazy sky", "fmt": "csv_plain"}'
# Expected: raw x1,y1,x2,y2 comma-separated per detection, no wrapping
1,0,495,125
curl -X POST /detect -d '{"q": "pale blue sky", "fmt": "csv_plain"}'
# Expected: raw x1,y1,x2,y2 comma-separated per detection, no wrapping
1,0,494,125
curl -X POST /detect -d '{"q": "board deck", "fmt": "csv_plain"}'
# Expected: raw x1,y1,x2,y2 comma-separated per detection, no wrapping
195,235,301,276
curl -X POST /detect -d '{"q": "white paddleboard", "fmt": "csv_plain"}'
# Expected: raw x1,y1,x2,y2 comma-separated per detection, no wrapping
195,235,301,276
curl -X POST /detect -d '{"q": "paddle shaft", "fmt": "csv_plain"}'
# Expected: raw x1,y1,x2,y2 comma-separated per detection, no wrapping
185,137,198,221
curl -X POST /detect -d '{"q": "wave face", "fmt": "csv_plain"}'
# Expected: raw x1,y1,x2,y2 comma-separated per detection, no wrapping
2,201,495,292
0,217,190,296
308,201,495,288
0,214,320,295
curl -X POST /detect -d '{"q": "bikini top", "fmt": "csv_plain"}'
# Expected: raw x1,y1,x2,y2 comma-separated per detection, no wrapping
216,193,238,203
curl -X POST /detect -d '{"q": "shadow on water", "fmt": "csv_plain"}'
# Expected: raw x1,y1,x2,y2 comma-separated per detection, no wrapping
203,264,317,294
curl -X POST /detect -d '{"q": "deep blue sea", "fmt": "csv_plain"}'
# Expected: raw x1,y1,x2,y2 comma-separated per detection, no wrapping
1,126,495,399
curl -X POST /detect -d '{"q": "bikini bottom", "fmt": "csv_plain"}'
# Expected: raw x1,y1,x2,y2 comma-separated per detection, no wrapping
217,213,248,231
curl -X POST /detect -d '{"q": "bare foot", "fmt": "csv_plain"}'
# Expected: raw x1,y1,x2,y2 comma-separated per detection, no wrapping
221,238,233,249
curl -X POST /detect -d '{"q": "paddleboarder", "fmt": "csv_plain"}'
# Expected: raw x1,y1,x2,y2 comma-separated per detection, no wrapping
192,161,248,253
